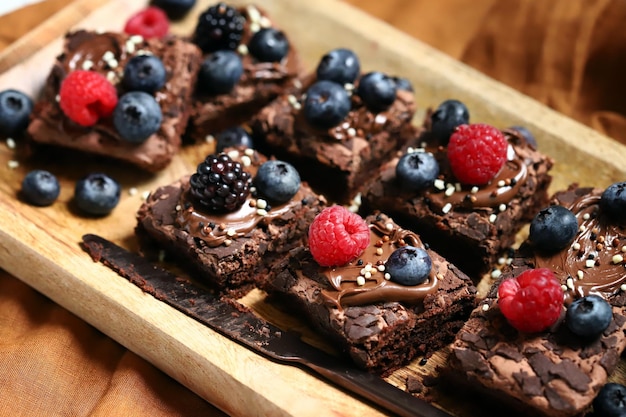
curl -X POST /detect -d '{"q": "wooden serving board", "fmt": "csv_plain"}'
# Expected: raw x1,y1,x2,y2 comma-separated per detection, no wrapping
1,0,626,416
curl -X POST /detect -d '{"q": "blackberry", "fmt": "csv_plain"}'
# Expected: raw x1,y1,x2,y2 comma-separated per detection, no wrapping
189,153,252,212
193,2,245,53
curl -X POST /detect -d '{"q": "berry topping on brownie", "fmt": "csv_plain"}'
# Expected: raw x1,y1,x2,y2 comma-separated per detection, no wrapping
113,91,162,143
59,70,118,127
447,123,508,185
593,383,626,417
508,125,538,149
528,205,578,252
429,99,470,145
197,50,244,95
124,7,170,38
395,151,439,191
253,160,300,205
20,170,61,207
0,89,33,136
122,55,167,93
356,71,397,113
151,0,196,20
74,173,121,216
215,126,254,152
248,28,290,62
600,181,626,223
189,153,252,212
303,80,351,129
316,48,361,85
497,268,564,333
385,246,432,286
566,294,613,338
308,205,370,267
193,2,245,53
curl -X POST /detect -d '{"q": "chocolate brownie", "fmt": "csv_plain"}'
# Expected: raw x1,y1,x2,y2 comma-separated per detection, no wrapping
265,211,477,375
187,4,302,143
135,147,327,296
250,76,419,204
27,30,202,172
359,127,553,279
447,184,626,417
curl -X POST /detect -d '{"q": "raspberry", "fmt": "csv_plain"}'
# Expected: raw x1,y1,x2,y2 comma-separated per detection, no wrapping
497,268,563,333
124,7,170,38
59,70,118,127
308,206,370,267
447,123,507,185
189,153,252,212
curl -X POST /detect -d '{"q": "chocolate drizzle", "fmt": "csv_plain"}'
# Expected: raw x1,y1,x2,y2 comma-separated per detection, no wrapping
320,214,440,309
425,141,528,211
532,192,626,302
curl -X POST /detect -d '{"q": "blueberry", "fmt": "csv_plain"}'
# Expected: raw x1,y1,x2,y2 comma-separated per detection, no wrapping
0,89,33,136
385,246,432,286
508,125,537,149
74,173,121,216
430,99,470,145
197,50,243,95
151,0,196,20
254,160,301,205
600,182,626,224
529,205,578,252
216,126,254,152
566,295,612,338
395,151,439,191
248,28,289,63
303,80,351,129
594,383,626,417
123,55,167,93
356,72,397,113
392,76,413,92
113,91,162,143
316,48,360,85
21,170,60,206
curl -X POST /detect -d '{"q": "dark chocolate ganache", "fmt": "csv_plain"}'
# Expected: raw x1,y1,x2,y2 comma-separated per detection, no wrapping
174,148,307,247
320,213,440,309
423,129,529,211
532,191,626,302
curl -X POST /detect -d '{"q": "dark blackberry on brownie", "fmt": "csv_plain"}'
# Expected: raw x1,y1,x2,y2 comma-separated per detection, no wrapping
136,147,326,296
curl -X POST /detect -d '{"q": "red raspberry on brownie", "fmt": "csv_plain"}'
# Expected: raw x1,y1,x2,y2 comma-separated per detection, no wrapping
447,123,508,185
308,205,370,267
58,70,118,127
124,7,170,39
497,268,563,333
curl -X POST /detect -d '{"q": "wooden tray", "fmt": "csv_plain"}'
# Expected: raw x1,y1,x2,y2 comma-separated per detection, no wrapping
1,0,625,416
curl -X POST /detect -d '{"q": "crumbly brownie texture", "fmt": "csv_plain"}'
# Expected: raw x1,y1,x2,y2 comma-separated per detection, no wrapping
251,83,418,204
359,128,553,279
187,5,302,142
448,185,626,417
135,148,326,296
266,212,477,375
27,30,202,172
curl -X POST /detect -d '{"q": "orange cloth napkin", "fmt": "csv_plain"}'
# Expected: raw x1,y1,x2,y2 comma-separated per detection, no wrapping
2,0,626,416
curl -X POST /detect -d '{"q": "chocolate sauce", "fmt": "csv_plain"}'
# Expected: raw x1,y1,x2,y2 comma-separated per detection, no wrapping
320,214,440,309
532,192,626,302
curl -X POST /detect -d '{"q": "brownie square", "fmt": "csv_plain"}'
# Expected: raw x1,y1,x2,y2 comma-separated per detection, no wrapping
359,127,553,279
187,4,302,143
250,77,419,204
447,184,626,417
135,147,327,296
27,29,202,172
265,211,477,375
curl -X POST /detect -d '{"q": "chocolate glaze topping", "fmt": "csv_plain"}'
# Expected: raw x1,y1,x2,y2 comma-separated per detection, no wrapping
532,191,626,302
174,148,307,248
320,213,440,309
424,131,529,211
